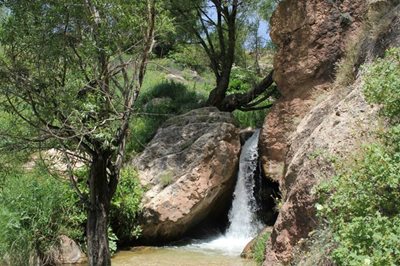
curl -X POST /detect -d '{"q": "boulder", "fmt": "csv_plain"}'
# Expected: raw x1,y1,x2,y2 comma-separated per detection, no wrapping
54,235,87,264
133,107,241,242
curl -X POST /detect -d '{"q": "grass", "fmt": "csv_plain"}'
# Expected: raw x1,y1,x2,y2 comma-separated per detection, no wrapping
253,231,271,265
126,59,211,157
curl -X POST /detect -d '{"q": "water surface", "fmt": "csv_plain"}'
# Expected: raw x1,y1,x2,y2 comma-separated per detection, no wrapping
112,247,256,266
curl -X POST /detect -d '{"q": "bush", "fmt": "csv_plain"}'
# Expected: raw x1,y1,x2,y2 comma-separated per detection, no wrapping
109,167,144,245
363,48,400,120
316,48,400,265
317,141,400,265
169,44,209,73
0,168,84,265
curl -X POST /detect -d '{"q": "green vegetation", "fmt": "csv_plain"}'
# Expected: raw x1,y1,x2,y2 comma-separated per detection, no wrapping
159,170,174,188
0,0,277,263
363,48,400,120
0,167,84,265
316,48,400,265
253,231,271,265
110,167,144,244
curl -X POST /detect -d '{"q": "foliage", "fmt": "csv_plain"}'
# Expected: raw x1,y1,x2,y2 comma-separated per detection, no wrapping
233,109,268,128
259,0,281,22
0,168,84,265
109,167,144,244
107,227,118,256
316,48,400,266
363,48,400,120
169,44,210,73
228,67,257,94
252,231,271,265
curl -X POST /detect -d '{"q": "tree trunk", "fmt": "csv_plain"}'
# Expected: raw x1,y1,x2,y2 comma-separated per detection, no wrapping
207,70,231,108
87,154,111,266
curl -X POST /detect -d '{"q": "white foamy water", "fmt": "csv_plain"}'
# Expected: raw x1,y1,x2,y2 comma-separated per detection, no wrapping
186,130,264,256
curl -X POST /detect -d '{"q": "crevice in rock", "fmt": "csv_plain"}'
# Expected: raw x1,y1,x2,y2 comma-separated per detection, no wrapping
254,159,281,226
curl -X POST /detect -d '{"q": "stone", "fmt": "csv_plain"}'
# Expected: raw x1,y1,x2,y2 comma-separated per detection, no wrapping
54,235,87,264
241,227,273,259
132,107,241,242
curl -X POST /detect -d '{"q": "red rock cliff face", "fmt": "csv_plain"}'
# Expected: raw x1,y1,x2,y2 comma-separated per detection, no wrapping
261,0,400,264
260,0,366,182
259,0,368,264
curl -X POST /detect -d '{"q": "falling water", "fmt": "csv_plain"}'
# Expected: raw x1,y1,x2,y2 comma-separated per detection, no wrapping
187,130,264,256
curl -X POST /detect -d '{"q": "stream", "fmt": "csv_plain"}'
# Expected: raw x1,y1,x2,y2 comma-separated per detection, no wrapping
112,130,262,266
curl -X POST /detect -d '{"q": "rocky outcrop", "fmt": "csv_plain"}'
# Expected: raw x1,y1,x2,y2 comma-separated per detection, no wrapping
133,107,240,242
261,0,366,181
261,0,400,264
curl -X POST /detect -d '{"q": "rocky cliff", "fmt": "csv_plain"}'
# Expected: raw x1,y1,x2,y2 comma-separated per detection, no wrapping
260,0,400,264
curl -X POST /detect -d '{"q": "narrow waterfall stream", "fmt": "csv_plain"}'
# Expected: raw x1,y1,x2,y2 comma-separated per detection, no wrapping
187,129,264,255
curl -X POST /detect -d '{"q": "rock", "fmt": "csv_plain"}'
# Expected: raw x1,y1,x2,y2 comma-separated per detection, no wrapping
241,227,273,259
261,0,366,182
54,235,87,264
23,149,85,174
165,73,186,83
239,128,255,145
133,107,241,242
261,0,400,264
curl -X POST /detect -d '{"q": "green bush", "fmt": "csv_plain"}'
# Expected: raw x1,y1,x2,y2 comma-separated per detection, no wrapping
0,168,84,265
233,109,269,128
363,48,400,120
316,48,400,266
317,141,400,265
169,44,209,73
109,167,144,245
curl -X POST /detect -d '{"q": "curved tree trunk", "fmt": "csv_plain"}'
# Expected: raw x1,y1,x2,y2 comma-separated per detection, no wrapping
87,154,111,266
210,70,276,112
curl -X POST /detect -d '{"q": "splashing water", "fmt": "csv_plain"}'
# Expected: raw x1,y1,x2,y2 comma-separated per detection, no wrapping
187,130,264,256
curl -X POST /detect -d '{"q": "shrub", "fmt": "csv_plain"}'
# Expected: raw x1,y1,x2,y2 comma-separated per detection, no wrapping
0,168,84,265
363,48,400,120
317,141,400,265
109,167,144,245
316,48,400,265
169,44,209,73
233,109,269,128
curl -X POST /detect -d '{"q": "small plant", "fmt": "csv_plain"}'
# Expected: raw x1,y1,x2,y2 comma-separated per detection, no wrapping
109,167,144,244
252,231,271,265
159,170,174,188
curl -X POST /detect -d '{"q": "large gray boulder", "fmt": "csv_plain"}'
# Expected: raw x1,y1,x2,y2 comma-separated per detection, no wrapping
133,107,241,242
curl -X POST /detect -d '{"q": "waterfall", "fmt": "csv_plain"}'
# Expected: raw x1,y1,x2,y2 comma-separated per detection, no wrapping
187,130,264,256
226,129,264,239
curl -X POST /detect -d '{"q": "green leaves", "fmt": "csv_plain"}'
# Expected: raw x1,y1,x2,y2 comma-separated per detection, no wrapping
0,168,84,264
316,48,400,265
363,48,400,121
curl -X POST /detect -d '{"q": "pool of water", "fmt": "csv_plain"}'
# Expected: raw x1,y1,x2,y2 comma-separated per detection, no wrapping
112,246,256,266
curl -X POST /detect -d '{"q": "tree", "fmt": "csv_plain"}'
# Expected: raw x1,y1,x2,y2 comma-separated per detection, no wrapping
0,0,156,265
169,0,277,112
